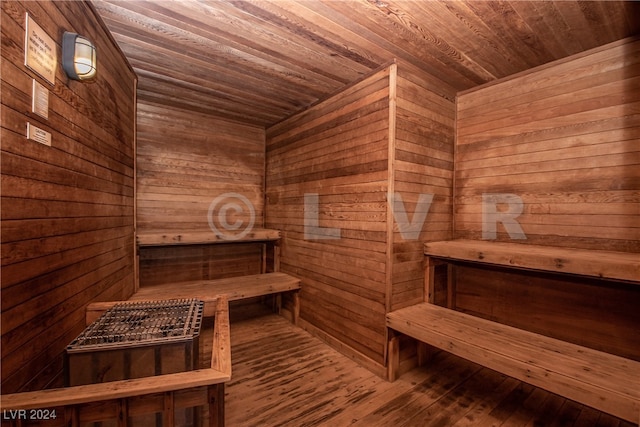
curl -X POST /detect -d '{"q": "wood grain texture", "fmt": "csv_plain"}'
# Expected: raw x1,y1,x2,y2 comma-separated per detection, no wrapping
136,101,265,234
225,311,636,427
93,0,640,127
136,229,280,246
138,243,264,287
1,0,136,393
266,65,392,369
387,303,640,423
135,101,267,286
453,263,640,362
0,297,231,427
130,272,300,310
265,62,457,371
424,240,640,283
390,64,456,311
455,37,640,252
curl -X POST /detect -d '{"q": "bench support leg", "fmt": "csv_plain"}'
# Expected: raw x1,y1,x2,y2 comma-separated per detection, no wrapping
292,291,300,326
417,342,435,367
387,331,400,382
424,257,445,304
208,384,225,427
275,294,282,315
163,392,174,427
447,264,457,309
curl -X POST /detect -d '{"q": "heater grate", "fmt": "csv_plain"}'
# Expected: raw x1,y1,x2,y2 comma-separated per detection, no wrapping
67,298,204,352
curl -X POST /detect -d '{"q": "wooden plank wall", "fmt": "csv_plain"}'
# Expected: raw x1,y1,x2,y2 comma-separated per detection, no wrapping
266,63,456,373
452,38,640,361
1,0,136,392
136,101,265,233
455,37,640,252
391,65,456,311
454,263,640,361
136,102,265,284
266,66,392,374
139,244,262,286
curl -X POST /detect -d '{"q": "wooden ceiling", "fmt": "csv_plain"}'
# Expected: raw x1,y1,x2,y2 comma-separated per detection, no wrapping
93,0,640,127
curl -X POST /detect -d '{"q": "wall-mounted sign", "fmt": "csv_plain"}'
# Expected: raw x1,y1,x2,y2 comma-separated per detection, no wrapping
24,13,56,85
27,122,52,146
32,79,49,119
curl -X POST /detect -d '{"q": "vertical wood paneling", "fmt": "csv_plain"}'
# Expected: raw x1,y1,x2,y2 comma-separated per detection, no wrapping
266,67,392,368
1,0,136,392
455,37,640,252
391,65,456,310
135,102,266,284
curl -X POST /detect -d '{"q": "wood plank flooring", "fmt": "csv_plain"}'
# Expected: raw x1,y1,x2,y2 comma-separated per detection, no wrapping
224,309,635,427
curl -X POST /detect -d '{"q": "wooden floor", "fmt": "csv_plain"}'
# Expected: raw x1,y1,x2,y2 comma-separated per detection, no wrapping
223,308,634,427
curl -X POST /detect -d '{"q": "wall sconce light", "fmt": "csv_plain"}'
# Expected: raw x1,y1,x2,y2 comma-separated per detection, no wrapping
62,32,97,81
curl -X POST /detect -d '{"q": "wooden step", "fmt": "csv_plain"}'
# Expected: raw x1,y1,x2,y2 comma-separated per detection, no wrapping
387,303,640,423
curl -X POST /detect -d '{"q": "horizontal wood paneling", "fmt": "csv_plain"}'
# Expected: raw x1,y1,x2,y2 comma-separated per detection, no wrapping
391,65,456,310
266,67,392,368
454,263,640,361
266,63,456,370
452,39,640,369
455,37,640,252
1,0,136,392
138,243,263,287
136,101,265,233
136,101,266,284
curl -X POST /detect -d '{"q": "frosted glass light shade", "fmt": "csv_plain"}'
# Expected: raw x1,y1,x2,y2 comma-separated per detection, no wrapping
62,32,97,81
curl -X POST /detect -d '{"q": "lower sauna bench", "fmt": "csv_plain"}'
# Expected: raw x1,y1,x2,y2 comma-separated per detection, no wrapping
87,272,301,323
387,240,640,425
387,303,640,424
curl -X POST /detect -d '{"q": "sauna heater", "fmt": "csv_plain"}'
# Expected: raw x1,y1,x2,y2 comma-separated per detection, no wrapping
65,298,204,386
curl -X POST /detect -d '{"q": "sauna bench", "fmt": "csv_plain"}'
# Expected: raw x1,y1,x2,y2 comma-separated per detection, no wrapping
386,239,640,424
422,239,639,283
136,228,284,280
87,272,301,323
132,229,299,323
136,228,281,246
